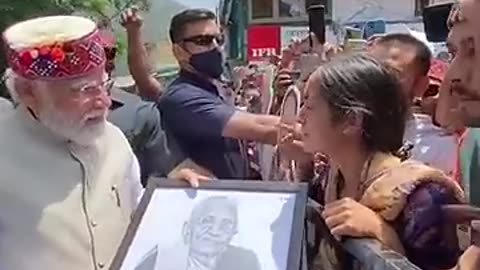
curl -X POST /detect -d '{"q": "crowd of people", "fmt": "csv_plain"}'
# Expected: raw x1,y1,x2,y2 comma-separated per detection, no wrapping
1,0,480,269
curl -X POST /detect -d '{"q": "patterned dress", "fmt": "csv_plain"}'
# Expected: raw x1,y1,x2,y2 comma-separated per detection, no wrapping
306,153,464,270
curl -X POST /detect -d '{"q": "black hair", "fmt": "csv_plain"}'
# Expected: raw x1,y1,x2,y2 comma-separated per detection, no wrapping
169,9,217,43
311,54,408,154
375,33,432,76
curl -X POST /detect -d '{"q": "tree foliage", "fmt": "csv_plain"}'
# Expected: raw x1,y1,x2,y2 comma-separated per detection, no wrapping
0,0,150,97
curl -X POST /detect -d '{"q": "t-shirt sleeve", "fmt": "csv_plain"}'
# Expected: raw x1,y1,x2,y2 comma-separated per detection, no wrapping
135,102,161,149
160,85,236,139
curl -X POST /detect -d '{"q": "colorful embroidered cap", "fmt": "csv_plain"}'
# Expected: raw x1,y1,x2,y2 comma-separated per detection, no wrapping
3,16,106,80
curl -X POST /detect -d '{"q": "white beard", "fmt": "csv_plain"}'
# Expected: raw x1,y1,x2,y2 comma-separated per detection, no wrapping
38,104,107,147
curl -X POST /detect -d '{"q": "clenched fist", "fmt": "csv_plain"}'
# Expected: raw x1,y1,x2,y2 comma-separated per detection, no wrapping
120,6,143,32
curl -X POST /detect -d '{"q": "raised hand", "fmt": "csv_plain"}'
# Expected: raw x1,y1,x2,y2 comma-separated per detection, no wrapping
120,6,143,32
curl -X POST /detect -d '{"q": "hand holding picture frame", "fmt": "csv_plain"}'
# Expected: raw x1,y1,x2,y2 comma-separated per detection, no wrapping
110,179,308,270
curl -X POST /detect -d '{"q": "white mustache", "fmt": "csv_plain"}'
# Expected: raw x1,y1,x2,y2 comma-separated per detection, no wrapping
83,110,107,122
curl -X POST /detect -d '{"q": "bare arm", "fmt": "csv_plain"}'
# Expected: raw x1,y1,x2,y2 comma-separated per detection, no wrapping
222,111,280,145
126,30,162,100
121,7,162,100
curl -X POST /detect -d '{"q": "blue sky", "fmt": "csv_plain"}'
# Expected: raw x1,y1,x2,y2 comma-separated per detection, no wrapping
176,0,218,11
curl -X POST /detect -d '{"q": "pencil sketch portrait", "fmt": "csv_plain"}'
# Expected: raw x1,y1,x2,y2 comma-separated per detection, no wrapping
134,196,261,270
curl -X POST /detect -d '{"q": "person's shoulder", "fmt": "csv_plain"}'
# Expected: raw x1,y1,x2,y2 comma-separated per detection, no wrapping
135,101,160,125
106,121,127,137
0,97,13,111
160,78,210,105
399,161,464,200
105,121,133,150
221,245,260,266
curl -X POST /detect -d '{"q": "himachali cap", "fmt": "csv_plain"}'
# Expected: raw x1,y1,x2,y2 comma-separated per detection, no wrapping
3,16,106,80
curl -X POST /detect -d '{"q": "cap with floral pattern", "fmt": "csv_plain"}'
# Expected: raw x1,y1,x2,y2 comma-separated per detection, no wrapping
3,15,106,80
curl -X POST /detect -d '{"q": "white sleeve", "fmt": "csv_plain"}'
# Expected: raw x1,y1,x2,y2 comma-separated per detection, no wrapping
126,153,145,209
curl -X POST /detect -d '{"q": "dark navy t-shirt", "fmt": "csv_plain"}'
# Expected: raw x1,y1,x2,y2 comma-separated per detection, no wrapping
158,70,248,179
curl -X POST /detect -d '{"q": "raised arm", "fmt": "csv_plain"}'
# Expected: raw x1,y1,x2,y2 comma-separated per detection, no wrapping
121,7,163,100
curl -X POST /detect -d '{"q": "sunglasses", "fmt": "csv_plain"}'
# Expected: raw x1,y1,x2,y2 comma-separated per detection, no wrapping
182,34,225,47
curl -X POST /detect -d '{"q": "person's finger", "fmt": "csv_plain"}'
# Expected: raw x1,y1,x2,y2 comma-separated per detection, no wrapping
330,223,352,237
120,12,127,24
126,9,133,19
322,205,345,221
277,68,292,74
277,73,292,80
278,80,293,87
197,175,211,182
186,173,211,188
323,200,351,217
324,212,349,230
279,123,295,131
291,139,304,149
186,177,199,188
279,133,294,144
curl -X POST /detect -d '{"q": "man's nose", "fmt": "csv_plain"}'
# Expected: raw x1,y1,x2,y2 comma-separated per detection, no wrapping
448,55,463,81
93,90,112,109
212,40,221,50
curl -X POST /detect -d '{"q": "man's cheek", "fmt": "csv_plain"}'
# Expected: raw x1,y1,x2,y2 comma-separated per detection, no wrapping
459,100,480,126
462,63,480,99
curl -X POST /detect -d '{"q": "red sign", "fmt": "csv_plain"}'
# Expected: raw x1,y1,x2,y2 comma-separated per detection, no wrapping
247,25,281,61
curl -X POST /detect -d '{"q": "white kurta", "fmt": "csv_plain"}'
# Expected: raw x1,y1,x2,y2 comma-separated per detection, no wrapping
0,108,142,270
404,113,458,176
0,97,13,113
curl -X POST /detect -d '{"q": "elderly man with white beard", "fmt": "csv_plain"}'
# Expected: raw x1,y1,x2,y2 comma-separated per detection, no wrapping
0,15,208,270
0,15,140,270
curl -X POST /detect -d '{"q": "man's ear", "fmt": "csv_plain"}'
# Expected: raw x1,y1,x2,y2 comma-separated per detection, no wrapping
172,44,189,65
182,222,190,245
14,77,39,110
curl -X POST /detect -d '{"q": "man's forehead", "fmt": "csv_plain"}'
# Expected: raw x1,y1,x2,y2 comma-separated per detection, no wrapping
449,0,480,27
447,24,468,46
183,19,219,37
44,71,104,88
370,44,416,66
447,0,480,47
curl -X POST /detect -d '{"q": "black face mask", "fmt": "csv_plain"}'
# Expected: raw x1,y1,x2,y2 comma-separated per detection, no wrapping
189,48,224,79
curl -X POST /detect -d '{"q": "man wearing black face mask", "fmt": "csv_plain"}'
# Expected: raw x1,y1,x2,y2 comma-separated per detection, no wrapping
154,9,295,180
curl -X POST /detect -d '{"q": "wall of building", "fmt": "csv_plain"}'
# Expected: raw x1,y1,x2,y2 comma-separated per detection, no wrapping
333,0,418,23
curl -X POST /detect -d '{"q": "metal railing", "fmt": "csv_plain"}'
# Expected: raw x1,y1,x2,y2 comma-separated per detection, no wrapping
305,199,422,270
343,238,421,270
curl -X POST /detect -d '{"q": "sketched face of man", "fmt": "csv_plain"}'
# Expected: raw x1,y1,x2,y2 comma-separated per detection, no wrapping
446,0,480,125
185,197,238,256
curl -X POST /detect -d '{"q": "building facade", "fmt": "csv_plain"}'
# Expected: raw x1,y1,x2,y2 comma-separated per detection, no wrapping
221,0,435,62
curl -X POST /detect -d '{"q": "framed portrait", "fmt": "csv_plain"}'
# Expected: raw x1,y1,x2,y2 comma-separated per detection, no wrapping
110,178,308,270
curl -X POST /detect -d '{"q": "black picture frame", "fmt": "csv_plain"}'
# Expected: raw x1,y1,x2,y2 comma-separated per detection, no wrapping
110,178,308,270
